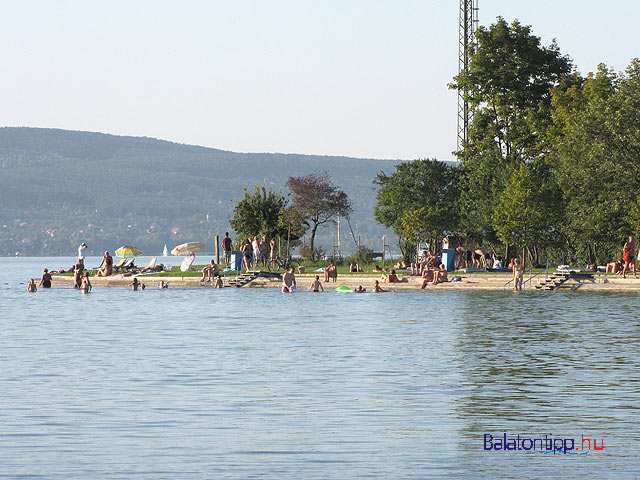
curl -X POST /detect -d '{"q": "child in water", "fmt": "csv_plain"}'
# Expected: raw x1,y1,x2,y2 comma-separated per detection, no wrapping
27,279,37,292
307,275,324,292
354,285,366,293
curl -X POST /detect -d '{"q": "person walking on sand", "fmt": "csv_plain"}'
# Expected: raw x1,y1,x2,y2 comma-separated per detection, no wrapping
512,258,524,291
307,275,324,292
222,232,233,267
282,267,296,293
622,235,638,279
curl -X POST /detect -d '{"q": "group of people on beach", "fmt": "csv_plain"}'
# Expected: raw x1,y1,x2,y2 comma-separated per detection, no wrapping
606,235,638,278
237,234,277,271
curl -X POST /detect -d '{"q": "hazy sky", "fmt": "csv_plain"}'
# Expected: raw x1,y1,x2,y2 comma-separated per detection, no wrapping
1,1,637,161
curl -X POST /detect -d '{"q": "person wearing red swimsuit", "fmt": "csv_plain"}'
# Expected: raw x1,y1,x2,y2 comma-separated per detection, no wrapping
622,235,637,279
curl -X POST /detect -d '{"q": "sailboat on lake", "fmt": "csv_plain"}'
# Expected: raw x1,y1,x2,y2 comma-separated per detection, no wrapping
162,244,168,256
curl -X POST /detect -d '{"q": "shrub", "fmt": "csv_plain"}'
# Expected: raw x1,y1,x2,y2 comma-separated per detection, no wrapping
346,246,375,266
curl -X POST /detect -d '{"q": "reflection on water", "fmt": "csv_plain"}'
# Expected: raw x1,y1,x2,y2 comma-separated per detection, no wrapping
1,258,639,478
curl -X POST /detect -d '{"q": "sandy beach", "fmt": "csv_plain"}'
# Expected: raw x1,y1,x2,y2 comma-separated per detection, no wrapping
48,272,640,291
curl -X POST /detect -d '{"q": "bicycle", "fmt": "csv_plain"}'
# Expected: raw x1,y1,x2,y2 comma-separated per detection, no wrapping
268,255,299,272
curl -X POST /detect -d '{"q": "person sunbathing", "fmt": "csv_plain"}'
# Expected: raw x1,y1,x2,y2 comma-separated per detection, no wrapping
421,268,434,289
411,251,428,275
96,251,113,276
381,269,400,283
606,260,623,274
324,261,337,282
432,264,449,284
201,260,220,282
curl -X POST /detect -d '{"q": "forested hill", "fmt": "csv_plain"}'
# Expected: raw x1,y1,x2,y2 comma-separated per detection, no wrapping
0,127,401,256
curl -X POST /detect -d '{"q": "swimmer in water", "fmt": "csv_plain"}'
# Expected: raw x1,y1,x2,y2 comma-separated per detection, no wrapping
213,276,223,288
354,285,366,293
27,279,37,292
373,280,386,292
158,280,169,289
307,275,324,292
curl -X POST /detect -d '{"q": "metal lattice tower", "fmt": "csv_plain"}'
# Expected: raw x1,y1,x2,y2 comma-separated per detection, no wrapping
457,0,479,151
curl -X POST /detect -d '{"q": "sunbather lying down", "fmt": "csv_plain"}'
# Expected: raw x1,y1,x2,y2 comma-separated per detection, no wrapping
380,269,404,283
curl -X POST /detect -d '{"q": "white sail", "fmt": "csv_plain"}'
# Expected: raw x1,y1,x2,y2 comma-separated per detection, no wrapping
162,244,168,256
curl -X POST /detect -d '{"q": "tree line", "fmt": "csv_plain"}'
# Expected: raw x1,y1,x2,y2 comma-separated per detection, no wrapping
374,17,640,267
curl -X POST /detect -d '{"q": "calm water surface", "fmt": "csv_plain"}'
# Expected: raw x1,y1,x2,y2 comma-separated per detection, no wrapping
1,257,639,478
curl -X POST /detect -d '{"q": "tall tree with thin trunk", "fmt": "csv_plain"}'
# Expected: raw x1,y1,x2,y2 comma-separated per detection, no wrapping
286,172,352,261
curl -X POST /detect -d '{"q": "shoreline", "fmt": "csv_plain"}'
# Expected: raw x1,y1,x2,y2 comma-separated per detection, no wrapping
48,272,640,291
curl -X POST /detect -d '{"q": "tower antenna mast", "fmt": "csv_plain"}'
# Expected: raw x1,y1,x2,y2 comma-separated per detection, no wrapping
457,0,479,151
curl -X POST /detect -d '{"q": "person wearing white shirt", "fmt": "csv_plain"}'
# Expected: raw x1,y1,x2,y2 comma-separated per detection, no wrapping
77,242,87,266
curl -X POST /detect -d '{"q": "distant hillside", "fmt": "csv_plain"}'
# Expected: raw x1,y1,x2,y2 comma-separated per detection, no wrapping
0,127,402,256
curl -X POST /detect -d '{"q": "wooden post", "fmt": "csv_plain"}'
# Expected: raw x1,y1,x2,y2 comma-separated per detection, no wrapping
214,235,220,264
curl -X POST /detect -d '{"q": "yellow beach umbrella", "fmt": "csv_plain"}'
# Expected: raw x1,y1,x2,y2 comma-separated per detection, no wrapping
115,245,143,258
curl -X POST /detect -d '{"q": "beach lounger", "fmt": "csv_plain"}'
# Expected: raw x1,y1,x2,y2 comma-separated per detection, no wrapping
138,257,157,273
112,257,128,272
114,257,136,272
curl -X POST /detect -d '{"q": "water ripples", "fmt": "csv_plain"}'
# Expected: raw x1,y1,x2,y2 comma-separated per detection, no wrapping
1,259,639,478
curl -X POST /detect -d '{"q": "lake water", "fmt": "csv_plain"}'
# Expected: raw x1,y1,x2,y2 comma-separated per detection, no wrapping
1,257,639,478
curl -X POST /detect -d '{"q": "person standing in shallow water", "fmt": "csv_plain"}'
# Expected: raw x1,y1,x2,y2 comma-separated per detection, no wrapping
512,258,524,291
81,273,92,294
39,268,52,288
622,235,638,279
282,267,296,293
73,263,83,289
128,277,140,291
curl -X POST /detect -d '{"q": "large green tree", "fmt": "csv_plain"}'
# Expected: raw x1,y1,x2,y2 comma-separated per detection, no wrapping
492,162,560,266
286,172,352,261
451,18,573,247
229,185,288,242
373,159,459,260
551,60,640,263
